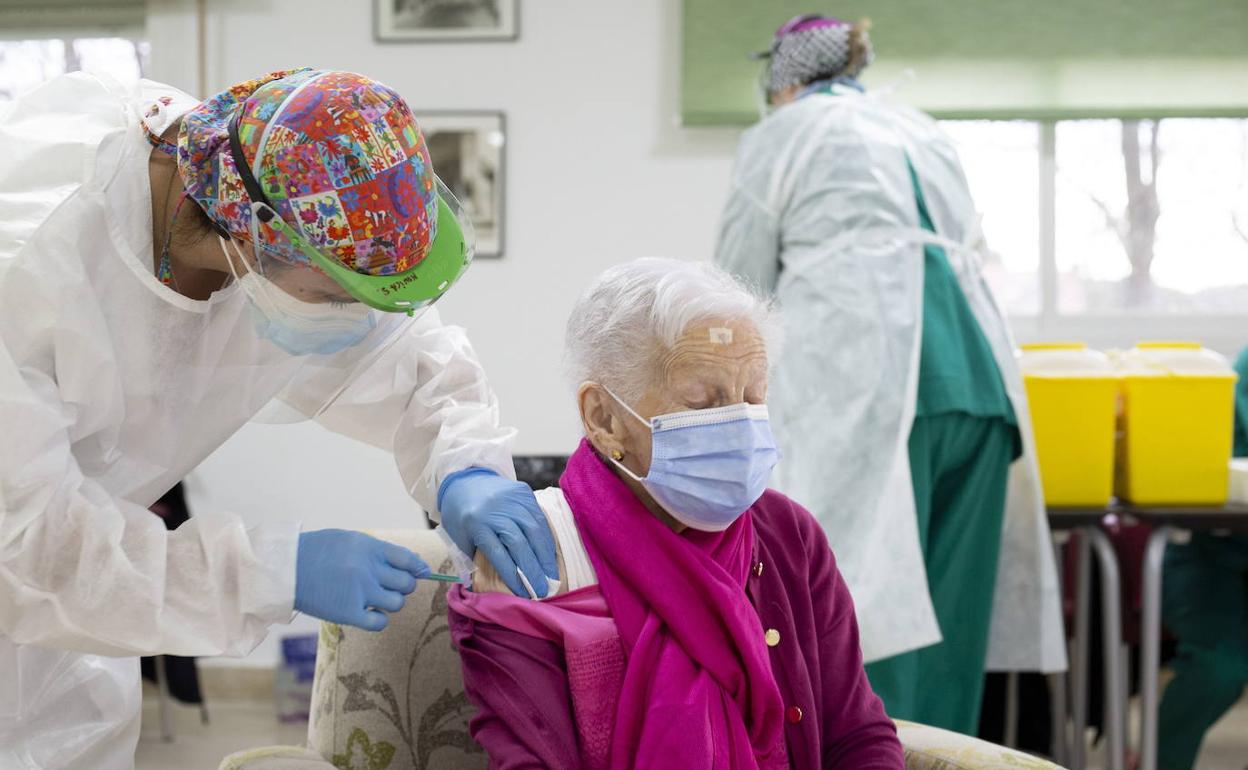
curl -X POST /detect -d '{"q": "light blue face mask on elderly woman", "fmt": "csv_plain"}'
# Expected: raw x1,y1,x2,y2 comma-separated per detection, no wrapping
604,388,781,531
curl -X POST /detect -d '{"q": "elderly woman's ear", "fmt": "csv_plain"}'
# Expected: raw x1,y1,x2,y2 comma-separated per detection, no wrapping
577,383,627,460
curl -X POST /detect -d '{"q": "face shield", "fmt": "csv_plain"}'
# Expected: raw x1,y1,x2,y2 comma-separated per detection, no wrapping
749,50,776,120
220,106,478,421
240,176,474,313
229,110,475,319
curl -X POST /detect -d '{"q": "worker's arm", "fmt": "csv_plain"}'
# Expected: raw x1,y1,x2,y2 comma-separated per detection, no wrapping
714,136,783,296
282,308,558,597
0,72,301,657
280,306,517,518
0,338,298,657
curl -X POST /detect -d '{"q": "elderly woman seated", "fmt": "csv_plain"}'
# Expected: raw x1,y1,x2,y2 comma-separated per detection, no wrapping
447,258,904,770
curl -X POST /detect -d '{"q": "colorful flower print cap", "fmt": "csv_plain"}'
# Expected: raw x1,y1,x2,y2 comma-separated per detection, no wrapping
179,68,473,315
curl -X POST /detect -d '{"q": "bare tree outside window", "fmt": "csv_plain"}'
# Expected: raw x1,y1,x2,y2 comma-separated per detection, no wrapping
1056,119,1248,314
1120,120,1162,304
1079,120,1162,306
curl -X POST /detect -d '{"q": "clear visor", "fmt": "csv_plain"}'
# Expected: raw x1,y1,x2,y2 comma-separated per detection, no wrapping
244,176,475,316
751,56,778,119
218,181,477,422
219,234,416,391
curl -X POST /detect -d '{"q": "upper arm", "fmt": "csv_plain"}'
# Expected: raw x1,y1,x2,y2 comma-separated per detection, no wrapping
0,280,296,656
471,531,568,597
281,306,514,514
450,612,581,769
715,135,782,296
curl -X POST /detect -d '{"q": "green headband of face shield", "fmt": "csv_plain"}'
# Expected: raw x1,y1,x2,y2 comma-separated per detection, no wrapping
228,112,472,316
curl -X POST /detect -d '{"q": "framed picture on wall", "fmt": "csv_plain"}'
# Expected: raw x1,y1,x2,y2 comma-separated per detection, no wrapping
375,0,519,42
416,111,506,258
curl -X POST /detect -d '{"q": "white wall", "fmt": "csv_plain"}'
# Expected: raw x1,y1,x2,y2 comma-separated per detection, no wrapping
149,0,745,666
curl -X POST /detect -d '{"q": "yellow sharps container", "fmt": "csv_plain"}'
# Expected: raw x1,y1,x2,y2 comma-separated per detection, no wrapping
1018,343,1119,506
1115,342,1237,505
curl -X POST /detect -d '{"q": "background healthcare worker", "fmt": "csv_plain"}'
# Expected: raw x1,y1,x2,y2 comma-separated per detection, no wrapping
0,68,557,769
1153,346,1248,770
715,15,1065,734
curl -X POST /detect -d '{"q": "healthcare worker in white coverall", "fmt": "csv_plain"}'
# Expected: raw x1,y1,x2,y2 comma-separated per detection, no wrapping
716,15,1066,734
0,68,557,768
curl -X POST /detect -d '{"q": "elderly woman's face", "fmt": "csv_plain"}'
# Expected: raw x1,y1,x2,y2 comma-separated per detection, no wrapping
581,317,768,527
640,318,769,417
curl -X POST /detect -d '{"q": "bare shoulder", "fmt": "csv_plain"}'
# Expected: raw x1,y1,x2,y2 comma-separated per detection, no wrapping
470,535,569,597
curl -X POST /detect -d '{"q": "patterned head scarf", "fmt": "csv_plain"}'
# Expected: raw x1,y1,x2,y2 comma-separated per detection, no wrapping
179,69,438,277
755,14,874,95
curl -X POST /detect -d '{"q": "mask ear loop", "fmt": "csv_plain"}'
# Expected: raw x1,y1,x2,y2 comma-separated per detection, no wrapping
601,385,653,429
220,235,280,316
220,236,245,282
597,385,652,483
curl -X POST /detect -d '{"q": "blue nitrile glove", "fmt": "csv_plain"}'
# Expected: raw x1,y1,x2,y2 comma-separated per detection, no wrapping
294,529,431,631
438,467,559,598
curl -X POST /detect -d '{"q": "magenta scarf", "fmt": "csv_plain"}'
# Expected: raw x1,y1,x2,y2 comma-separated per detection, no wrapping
562,439,788,769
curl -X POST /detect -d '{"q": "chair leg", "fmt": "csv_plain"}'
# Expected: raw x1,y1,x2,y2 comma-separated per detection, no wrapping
155,655,175,743
1138,526,1171,770
1070,531,1092,770
1087,527,1126,770
1049,537,1071,766
1004,671,1020,748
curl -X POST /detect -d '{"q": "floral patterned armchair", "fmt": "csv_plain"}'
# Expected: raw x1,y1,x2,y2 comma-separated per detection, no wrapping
218,529,1065,770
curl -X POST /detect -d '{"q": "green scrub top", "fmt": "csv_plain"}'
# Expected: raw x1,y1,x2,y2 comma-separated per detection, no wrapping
907,158,1017,427
1233,347,1248,457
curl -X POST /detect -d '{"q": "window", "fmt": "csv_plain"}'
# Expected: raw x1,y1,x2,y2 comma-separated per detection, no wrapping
0,37,148,105
940,121,1042,315
941,117,1248,327
1055,119,1248,314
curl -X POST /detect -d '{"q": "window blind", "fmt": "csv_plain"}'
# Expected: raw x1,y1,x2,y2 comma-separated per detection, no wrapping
681,0,1248,124
0,0,145,38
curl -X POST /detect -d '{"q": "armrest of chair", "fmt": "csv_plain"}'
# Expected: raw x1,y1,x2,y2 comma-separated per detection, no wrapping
896,720,1065,769
218,746,336,770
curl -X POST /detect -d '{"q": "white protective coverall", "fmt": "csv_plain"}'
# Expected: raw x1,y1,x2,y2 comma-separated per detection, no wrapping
0,73,514,769
716,84,1066,673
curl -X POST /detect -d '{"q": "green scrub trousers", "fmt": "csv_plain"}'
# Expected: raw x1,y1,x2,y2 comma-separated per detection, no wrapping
1156,534,1248,770
1155,347,1248,770
865,414,1016,734
865,160,1020,735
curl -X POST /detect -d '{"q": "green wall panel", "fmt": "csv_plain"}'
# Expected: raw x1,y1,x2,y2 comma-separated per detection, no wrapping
682,0,1248,124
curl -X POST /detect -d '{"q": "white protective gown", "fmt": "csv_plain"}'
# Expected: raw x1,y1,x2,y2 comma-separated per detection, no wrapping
0,73,515,769
716,85,1066,673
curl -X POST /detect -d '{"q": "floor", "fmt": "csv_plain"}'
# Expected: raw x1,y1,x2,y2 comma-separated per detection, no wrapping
1082,694,1248,770
136,697,307,770
137,692,1248,770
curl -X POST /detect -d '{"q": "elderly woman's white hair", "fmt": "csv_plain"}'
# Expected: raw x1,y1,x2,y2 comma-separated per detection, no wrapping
564,258,779,402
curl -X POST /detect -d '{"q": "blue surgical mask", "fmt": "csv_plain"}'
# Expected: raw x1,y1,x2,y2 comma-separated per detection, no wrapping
605,388,780,531
222,237,376,356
